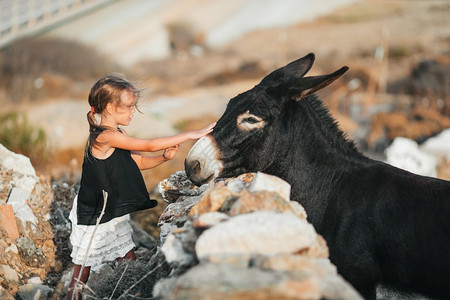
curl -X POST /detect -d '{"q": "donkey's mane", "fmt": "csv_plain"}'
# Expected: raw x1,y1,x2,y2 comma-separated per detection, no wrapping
304,95,362,157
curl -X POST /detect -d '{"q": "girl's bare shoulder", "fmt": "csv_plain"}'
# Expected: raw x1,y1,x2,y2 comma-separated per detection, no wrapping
97,128,125,142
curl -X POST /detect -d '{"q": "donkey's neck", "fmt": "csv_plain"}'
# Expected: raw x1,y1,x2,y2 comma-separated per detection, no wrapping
264,96,367,194
261,97,368,226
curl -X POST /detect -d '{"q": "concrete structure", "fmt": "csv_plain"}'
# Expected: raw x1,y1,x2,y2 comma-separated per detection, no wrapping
0,0,113,48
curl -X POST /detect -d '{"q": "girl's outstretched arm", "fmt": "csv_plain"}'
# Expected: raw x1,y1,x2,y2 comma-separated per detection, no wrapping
131,145,179,170
142,122,216,151
100,122,216,153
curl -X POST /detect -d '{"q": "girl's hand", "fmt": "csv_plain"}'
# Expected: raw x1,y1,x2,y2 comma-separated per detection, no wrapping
188,122,216,139
163,145,179,160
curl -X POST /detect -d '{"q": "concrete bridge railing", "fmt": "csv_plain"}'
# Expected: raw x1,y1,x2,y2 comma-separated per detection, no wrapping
0,0,112,48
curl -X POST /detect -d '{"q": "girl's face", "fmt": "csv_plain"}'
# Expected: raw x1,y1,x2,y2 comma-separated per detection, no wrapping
112,90,136,126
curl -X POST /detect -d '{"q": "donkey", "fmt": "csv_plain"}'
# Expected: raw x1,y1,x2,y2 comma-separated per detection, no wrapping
184,53,450,299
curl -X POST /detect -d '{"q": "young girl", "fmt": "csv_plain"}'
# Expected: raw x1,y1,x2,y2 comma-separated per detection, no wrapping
67,75,215,299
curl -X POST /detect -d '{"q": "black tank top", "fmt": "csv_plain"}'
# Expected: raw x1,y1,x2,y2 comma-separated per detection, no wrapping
77,146,153,225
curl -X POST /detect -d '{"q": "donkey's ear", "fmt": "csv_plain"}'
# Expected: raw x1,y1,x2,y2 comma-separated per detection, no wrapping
293,66,348,100
283,53,316,78
260,53,315,86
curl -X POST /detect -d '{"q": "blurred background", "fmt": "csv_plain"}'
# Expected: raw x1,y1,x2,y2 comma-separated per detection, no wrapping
1,0,449,191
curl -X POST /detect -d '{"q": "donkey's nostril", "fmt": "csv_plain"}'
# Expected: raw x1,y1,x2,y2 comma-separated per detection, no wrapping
192,160,201,171
185,159,201,178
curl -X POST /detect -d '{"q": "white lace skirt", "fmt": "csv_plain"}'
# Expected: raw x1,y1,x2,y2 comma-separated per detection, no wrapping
69,195,135,267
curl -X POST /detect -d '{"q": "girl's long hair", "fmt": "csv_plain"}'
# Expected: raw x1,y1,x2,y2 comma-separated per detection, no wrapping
85,74,140,158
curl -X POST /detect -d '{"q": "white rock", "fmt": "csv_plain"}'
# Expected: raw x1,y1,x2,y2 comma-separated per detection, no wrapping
11,175,38,194
249,172,291,202
385,137,437,177
0,264,19,282
161,234,193,265
0,144,36,177
0,144,38,193
226,177,249,193
27,277,42,284
17,283,53,300
60,269,74,289
196,211,317,259
159,222,178,245
289,201,308,220
194,211,230,228
5,244,18,254
7,188,38,229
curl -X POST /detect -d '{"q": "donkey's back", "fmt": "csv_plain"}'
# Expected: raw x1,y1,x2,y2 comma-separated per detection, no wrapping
319,160,450,299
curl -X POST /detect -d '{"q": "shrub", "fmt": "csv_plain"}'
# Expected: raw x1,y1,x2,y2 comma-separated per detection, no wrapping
0,112,49,165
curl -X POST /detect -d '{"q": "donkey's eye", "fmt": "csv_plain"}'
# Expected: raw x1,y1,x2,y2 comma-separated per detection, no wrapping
244,117,259,124
237,111,265,131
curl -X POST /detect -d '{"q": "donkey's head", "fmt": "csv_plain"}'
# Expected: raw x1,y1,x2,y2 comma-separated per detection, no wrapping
185,53,348,186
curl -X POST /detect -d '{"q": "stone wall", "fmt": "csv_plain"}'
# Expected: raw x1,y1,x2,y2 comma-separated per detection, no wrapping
0,144,58,299
152,171,363,299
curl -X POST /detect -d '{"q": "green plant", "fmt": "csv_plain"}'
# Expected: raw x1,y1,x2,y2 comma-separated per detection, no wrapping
389,46,410,58
173,119,188,131
389,43,425,59
0,112,49,164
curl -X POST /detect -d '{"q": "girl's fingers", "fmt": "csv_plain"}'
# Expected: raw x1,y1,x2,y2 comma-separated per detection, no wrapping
200,122,216,135
164,144,180,159
188,123,216,139
167,144,179,150
206,122,216,131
